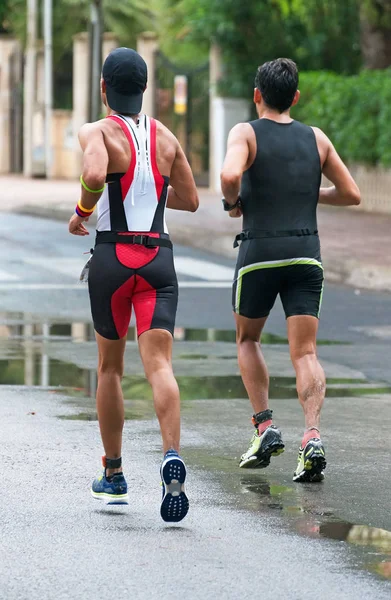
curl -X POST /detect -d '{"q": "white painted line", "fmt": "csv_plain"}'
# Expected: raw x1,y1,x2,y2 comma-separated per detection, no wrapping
20,256,235,283
0,269,20,282
22,257,86,278
0,281,232,291
174,256,234,281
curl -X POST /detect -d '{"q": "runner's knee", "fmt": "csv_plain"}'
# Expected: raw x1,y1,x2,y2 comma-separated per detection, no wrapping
98,357,124,378
290,343,317,364
236,330,261,344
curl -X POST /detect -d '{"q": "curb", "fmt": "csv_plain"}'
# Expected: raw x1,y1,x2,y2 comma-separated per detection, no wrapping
10,204,391,293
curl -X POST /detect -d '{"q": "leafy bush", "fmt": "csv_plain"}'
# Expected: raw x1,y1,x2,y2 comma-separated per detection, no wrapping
293,70,391,165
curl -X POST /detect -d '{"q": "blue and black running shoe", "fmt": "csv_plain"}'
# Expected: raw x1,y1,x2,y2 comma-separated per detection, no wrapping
91,459,129,505
160,449,189,523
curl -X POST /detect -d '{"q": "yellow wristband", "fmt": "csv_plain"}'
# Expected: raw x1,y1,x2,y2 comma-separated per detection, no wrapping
77,199,95,214
80,174,105,194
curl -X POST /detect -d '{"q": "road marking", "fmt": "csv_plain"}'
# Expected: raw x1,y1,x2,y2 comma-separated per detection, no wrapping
174,256,234,281
0,269,20,282
0,281,232,291
22,257,86,279
350,326,391,340
18,255,235,282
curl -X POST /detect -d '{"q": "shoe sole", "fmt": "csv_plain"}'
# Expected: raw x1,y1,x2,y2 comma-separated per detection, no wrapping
239,429,285,469
293,455,327,483
91,489,129,505
160,457,189,523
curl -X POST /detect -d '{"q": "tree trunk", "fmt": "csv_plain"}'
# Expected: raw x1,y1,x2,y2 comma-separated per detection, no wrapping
360,1,391,68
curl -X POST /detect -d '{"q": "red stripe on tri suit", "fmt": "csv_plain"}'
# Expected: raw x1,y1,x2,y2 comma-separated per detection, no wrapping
132,276,157,336
110,274,137,338
107,115,136,201
149,118,165,201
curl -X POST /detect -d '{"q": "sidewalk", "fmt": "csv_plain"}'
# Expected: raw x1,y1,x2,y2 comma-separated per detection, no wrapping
1,174,390,292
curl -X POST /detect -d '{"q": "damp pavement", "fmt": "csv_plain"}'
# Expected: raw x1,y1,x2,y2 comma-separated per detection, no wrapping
1,213,391,598
1,385,391,600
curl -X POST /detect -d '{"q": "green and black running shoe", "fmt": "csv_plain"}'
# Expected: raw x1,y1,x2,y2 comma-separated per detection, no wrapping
293,438,326,482
239,425,285,469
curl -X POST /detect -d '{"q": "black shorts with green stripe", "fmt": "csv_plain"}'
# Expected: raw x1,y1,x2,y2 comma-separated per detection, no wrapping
232,237,324,319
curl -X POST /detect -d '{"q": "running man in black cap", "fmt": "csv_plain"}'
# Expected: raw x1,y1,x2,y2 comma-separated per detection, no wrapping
221,58,360,482
68,48,198,521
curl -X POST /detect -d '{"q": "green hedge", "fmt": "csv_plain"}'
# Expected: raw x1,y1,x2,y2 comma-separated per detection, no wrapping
292,70,391,166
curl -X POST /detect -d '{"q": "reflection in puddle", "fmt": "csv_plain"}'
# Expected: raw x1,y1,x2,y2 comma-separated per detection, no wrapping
1,312,390,402
1,311,391,582
239,473,391,580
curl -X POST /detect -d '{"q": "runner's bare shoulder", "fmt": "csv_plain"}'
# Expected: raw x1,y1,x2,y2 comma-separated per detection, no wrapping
154,119,179,162
229,122,253,138
78,120,107,147
310,126,331,166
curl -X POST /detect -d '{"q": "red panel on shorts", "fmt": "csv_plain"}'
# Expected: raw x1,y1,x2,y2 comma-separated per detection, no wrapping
116,232,159,269
132,276,157,336
111,274,136,338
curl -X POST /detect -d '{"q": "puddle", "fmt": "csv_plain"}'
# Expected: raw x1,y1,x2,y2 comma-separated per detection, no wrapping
230,471,391,581
174,327,349,345
0,311,389,402
1,311,390,582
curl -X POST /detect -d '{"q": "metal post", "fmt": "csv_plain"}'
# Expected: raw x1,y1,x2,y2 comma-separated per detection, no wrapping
90,0,103,122
44,0,53,178
24,0,37,177
40,322,50,387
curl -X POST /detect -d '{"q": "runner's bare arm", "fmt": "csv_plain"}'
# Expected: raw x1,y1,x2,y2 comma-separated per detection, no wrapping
78,123,109,211
167,141,199,212
313,128,360,206
221,123,251,217
69,123,109,236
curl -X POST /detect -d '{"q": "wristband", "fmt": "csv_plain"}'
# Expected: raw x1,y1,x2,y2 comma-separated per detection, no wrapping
80,174,105,194
222,196,241,211
75,199,95,218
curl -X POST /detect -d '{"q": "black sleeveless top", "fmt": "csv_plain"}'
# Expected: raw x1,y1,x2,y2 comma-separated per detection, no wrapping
240,119,321,232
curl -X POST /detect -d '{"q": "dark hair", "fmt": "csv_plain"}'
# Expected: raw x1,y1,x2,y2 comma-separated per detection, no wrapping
255,58,298,113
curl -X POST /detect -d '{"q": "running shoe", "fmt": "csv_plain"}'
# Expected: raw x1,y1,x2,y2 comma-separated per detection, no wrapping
293,438,326,483
239,425,285,469
91,470,129,505
160,449,189,523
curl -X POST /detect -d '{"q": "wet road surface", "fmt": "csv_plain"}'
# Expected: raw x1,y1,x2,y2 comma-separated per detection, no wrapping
1,386,391,600
0,214,390,598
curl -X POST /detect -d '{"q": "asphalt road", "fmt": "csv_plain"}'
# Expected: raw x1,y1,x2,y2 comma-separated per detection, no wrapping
0,213,391,599
1,386,391,600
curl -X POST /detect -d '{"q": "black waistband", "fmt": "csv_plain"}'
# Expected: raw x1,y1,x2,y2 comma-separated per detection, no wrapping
234,228,318,248
95,231,172,249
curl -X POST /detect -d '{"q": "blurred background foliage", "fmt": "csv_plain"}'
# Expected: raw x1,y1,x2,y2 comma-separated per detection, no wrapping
2,0,391,164
293,70,391,165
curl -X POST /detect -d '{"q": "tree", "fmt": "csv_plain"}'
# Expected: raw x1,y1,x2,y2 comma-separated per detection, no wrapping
3,0,153,63
359,0,391,68
278,0,362,73
180,0,362,97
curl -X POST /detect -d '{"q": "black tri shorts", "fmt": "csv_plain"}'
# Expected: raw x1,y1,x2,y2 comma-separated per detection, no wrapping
88,234,178,340
232,235,324,319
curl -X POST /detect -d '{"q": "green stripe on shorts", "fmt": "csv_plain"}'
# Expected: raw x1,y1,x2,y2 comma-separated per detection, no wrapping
234,257,323,314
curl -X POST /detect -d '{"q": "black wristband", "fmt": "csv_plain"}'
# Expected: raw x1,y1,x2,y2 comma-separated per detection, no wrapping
222,196,241,211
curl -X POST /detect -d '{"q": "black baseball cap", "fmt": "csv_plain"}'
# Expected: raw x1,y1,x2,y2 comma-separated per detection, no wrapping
102,47,147,114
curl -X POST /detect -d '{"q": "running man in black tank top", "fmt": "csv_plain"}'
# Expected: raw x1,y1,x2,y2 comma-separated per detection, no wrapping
221,59,360,482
